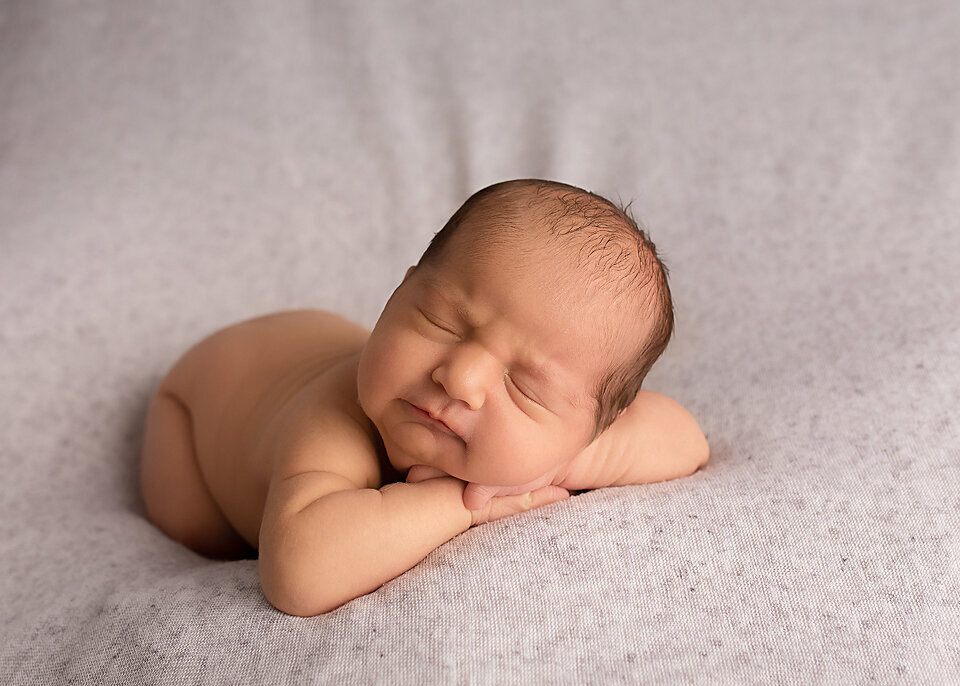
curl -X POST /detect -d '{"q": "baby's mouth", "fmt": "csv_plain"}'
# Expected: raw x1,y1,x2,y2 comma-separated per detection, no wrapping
403,400,462,439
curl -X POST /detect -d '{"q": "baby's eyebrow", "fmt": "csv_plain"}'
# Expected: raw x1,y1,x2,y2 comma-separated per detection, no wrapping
419,278,477,326
515,359,551,384
418,276,451,295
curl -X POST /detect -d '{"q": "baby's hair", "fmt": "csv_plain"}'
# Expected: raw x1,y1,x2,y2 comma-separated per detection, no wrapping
418,179,675,437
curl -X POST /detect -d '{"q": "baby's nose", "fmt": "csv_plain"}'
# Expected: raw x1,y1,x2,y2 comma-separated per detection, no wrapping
432,343,501,410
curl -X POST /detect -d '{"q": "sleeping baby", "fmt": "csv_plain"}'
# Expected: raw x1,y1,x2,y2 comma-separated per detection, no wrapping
139,178,709,616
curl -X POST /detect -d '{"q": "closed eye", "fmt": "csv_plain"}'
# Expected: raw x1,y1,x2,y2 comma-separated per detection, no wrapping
505,372,544,408
417,308,459,338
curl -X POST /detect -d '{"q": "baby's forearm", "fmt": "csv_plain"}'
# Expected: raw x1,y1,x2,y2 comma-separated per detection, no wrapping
260,476,472,616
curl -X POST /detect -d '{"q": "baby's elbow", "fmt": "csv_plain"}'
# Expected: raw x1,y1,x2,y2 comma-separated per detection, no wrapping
694,430,710,471
266,590,337,618
260,551,311,616
260,557,342,617
258,530,344,617
681,413,710,476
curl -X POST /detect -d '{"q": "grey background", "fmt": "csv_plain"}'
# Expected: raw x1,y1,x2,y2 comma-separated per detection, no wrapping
1,1,958,683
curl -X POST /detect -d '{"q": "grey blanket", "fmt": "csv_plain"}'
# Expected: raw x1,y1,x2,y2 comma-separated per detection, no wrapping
2,1,958,683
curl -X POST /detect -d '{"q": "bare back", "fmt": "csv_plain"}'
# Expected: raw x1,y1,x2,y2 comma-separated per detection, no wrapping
156,310,373,546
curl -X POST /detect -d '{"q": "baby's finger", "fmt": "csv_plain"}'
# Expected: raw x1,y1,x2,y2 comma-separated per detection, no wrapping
463,475,558,510
462,483,499,511
473,486,570,525
528,485,571,509
405,465,448,483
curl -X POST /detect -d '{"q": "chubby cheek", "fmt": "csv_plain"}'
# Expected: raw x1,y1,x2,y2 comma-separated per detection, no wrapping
483,418,593,486
467,425,553,486
356,336,393,415
357,328,426,411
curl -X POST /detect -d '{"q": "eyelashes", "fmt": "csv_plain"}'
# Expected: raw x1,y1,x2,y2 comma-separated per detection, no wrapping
417,308,460,338
505,372,544,408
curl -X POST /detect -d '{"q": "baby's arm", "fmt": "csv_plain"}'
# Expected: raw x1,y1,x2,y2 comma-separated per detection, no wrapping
260,470,468,616
258,412,567,616
458,391,708,509
560,390,709,490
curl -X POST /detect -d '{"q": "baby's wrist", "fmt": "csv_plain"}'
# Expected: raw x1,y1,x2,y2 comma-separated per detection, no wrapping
385,476,473,531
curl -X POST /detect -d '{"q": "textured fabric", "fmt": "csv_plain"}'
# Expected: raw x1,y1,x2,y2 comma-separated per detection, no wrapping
2,1,958,683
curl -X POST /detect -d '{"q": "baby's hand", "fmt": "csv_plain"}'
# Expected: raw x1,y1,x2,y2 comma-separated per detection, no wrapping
460,470,562,511
465,484,569,526
405,465,569,526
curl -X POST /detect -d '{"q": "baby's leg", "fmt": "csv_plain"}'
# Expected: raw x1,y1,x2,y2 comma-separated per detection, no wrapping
139,390,253,559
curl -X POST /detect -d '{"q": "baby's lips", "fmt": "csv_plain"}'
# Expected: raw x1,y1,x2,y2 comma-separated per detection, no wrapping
405,399,466,441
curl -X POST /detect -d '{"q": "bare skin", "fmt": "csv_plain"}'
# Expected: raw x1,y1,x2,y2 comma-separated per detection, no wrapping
140,309,375,559
140,227,709,616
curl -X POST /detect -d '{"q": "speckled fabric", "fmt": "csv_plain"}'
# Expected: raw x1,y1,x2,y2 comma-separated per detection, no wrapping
1,1,958,683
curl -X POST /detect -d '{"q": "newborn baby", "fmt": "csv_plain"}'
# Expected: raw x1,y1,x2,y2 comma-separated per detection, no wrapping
140,178,709,616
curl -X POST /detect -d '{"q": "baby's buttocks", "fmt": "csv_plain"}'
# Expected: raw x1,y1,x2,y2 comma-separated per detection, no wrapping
160,310,369,543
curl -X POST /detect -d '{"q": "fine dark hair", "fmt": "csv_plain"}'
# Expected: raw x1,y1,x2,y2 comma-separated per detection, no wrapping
418,178,675,437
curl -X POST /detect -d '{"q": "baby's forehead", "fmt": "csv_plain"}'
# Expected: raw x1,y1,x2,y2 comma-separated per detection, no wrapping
429,234,617,304
415,254,645,380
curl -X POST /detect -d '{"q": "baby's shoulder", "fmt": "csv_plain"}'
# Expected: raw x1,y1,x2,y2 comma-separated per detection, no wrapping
270,353,384,490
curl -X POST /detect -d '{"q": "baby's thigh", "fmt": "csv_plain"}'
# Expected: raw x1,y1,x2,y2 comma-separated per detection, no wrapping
139,388,253,559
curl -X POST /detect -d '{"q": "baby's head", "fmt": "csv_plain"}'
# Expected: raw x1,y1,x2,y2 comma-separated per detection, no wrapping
358,179,674,486
417,179,674,432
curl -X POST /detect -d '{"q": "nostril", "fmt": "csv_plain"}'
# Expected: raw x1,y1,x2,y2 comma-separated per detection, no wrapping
432,367,481,410
430,366,448,393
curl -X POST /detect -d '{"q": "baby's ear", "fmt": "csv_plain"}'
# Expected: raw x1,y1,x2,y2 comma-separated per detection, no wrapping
403,266,416,281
